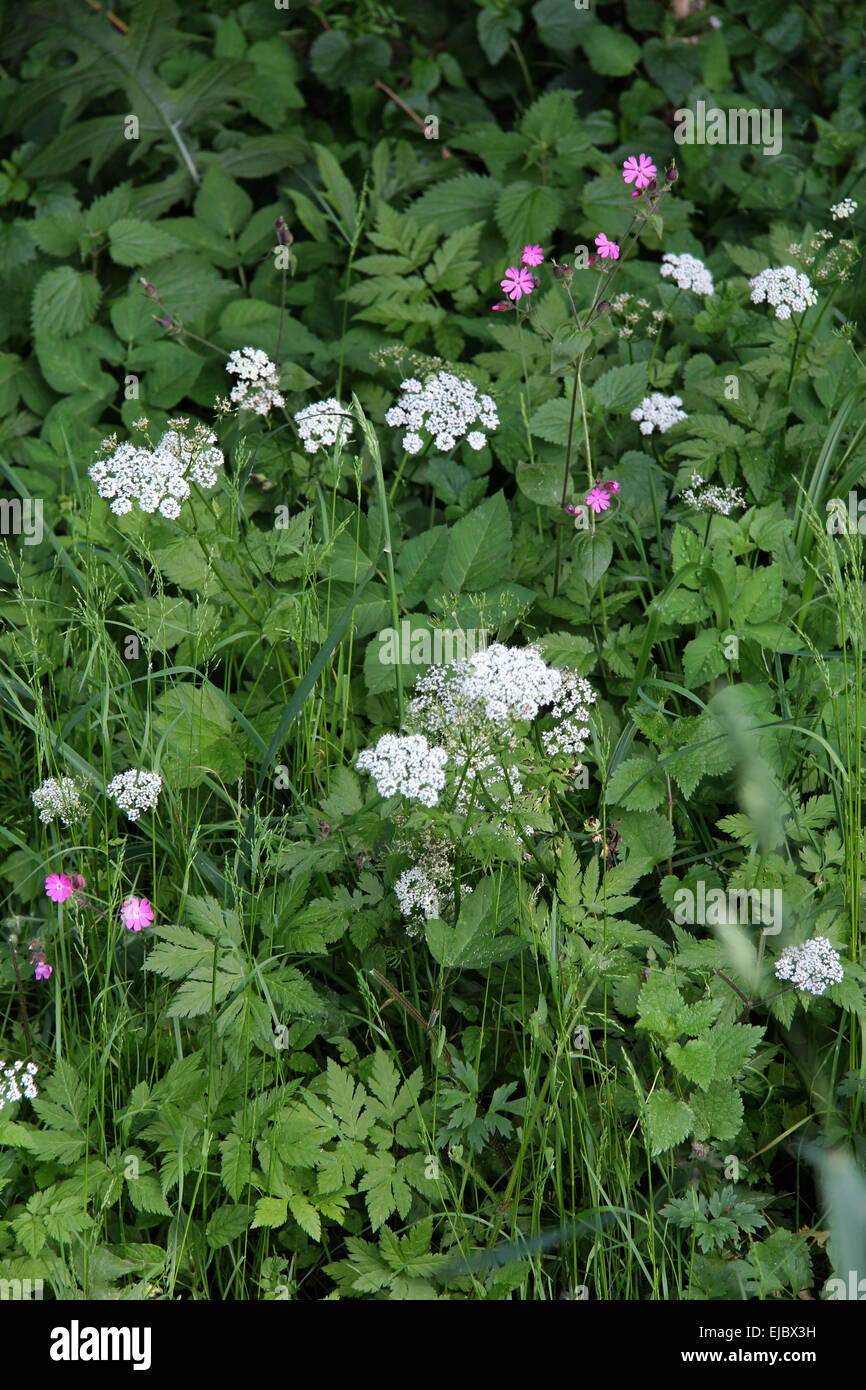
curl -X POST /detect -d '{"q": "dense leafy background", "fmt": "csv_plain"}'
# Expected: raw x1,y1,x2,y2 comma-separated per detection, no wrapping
1,0,865,1301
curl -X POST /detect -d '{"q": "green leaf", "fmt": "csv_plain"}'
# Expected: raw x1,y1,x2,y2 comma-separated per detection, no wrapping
396,526,448,606
606,757,667,811
528,396,572,445
411,175,502,234
590,361,648,415
108,218,184,266
252,1196,288,1229
439,491,512,592
581,24,641,75
572,532,612,588
690,1079,744,1142
644,1090,694,1156
477,7,521,64
425,879,525,969
206,1203,251,1249
32,267,101,338
682,629,727,688
194,164,253,238
495,183,563,248
666,1039,716,1090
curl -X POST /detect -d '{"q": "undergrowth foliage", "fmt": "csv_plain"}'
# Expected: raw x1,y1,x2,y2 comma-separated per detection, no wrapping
1,0,866,1303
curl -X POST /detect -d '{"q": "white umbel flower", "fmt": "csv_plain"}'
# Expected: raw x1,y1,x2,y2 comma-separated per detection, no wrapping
106,769,162,822
660,252,714,296
748,266,818,320
31,777,85,826
394,866,441,922
540,671,596,758
679,472,746,515
0,1060,38,1110
356,734,448,807
775,936,843,996
225,347,285,415
385,372,498,454
90,425,223,519
294,398,353,455
830,198,857,220
630,393,687,436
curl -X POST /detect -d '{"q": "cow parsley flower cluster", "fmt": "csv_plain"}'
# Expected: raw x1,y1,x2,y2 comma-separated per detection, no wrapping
748,266,818,320
830,198,857,220
225,348,285,415
394,866,441,925
630,393,688,435
294,399,354,455
659,252,714,296
540,671,596,758
385,373,498,455
679,473,746,515
408,644,596,779
774,936,843,996
0,1060,38,1110
31,777,85,826
356,733,448,807
105,770,162,822
89,425,224,520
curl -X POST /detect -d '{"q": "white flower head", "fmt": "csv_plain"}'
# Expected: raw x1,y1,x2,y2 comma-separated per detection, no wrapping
89,425,223,519
660,252,714,296
630,393,687,436
356,733,448,808
775,936,843,996
31,777,85,826
106,769,162,822
0,1059,38,1110
830,198,857,221
294,398,353,455
748,266,818,320
225,347,285,415
386,372,498,454
679,473,746,516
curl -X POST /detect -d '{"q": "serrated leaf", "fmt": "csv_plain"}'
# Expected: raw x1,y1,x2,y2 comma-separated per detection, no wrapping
108,218,183,265
645,1090,694,1155
690,1079,744,1142
439,491,511,592
32,267,101,338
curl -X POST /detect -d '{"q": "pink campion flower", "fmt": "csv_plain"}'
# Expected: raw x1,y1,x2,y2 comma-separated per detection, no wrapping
500,266,535,301
623,153,656,195
608,480,620,494
35,959,52,981
522,244,544,267
586,486,612,514
491,301,512,311
121,896,154,932
45,873,73,904
594,233,620,260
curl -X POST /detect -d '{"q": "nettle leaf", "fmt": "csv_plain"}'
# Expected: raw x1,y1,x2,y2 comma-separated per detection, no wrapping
528,396,572,445
477,7,522,65
666,1039,716,1091
439,491,512,591
606,756,667,811
494,183,563,247
32,267,101,338
581,24,640,75
194,164,254,239
108,218,184,266
590,361,648,415
682,629,726,689
644,1090,694,1156
690,1079,744,1143
411,175,502,234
